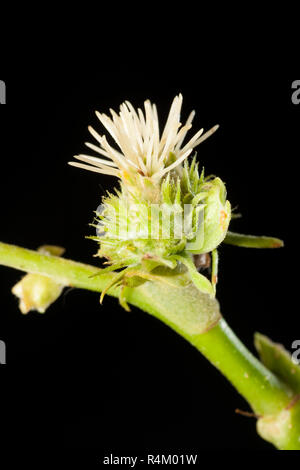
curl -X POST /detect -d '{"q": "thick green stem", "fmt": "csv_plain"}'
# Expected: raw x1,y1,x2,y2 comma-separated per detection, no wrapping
0,242,118,294
0,241,299,449
189,321,292,416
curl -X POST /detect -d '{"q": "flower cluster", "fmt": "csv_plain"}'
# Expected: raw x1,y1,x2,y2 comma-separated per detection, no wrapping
69,95,231,308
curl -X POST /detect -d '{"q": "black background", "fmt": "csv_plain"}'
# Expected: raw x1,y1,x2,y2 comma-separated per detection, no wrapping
0,73,298,459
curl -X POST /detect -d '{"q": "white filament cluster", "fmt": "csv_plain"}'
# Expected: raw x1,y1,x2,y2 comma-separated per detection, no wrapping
69,94,219,183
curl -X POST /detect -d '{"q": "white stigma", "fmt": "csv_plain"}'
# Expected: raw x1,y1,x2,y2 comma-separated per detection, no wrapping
69,94,219,184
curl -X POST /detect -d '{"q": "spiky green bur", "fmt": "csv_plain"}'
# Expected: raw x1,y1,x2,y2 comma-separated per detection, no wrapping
90,157,231,303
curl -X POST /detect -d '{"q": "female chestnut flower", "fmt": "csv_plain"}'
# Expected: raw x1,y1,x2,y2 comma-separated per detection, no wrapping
69,95,231,308
70,94,281,310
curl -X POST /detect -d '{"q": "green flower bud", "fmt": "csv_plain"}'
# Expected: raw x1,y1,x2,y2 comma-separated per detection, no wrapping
12,246,65,314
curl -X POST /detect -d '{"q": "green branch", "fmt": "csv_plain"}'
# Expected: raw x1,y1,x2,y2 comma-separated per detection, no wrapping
0,241,299,449
0,242,117,293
